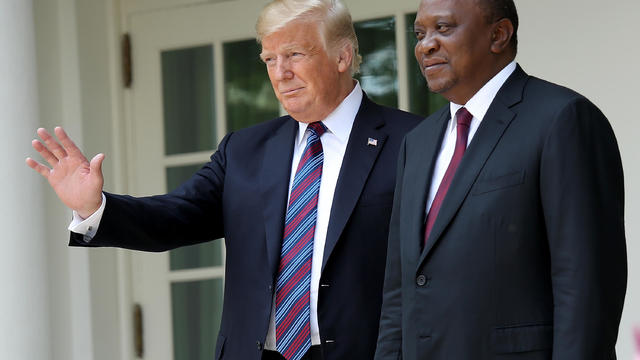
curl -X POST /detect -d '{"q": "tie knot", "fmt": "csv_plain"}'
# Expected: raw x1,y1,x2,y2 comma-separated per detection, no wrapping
307,122,327,137
456,107,473,128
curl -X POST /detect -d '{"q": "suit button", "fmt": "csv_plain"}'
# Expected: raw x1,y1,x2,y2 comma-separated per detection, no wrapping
416,275,427,286
256,341,263,351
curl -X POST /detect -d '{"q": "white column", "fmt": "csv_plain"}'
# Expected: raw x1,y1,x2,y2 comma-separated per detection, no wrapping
0,0,51,359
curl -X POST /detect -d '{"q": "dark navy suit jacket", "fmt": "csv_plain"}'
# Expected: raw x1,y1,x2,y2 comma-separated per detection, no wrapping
71,94,420,360
375,66,626,359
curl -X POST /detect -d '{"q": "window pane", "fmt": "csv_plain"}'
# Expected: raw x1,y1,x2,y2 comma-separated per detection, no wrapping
224,39,279,132
354,16,398,108
167,164,223,270
405,13,449,117
172,279,223,360
162,45,216,155
166,164,205,191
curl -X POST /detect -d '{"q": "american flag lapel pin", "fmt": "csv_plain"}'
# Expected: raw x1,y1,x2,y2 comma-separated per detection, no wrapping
367,138,378,146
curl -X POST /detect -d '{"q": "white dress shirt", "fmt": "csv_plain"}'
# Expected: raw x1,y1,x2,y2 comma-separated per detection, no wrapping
265,82,362,349
69,82,364,351
68,193,106,240
426,61,516,214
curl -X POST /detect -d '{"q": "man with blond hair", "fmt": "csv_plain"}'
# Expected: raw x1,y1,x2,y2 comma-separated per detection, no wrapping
27,0,419,359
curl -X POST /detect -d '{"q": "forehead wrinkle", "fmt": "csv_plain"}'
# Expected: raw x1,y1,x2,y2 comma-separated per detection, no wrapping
416,5,455,21
260,20,327,60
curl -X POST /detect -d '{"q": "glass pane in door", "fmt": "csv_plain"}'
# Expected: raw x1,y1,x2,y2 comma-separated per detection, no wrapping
171,279,224,360
162,45,217,155
166,164,223,270
224,39,279,132
354,16,398,108
405,13,449,117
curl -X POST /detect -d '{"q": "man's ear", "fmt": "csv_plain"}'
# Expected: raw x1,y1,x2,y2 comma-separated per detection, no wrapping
336,42,353,73
490,18,514,54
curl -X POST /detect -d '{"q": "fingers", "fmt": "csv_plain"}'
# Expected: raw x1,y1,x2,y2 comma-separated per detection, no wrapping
31,138,60,168
37,127,68,160
89,153,105,180
54,127,85,158
25,157,51,179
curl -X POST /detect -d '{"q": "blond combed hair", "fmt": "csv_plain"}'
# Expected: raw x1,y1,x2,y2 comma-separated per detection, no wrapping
256,0,362,75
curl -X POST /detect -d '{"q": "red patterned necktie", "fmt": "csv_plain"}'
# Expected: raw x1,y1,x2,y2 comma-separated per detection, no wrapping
275,122,326,360
424,107,473,244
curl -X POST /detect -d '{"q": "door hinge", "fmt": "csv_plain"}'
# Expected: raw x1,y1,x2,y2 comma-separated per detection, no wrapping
134,303,144,358
122,33,132,88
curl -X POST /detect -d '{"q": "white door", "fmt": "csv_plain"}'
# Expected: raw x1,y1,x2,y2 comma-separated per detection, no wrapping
126,0,445,359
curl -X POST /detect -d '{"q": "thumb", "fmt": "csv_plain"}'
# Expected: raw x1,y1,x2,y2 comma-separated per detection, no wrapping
89,153,105,181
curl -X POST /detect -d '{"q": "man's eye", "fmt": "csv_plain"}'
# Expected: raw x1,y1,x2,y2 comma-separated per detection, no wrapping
436,23,450,32
291,52,304,57
414,31,425,40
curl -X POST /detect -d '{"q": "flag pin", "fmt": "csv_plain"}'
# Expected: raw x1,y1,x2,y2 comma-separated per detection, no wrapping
367,138,378,146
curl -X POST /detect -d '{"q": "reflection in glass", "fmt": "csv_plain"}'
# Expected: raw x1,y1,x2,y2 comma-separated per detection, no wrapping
354,17,398,108
172,279,223,360
405,13,449,117
224,39,279,132
167,164,223,270
161,46,216,155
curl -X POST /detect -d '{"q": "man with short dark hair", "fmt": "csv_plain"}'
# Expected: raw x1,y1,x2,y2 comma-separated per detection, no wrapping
26,1,420,359
375,0,626,358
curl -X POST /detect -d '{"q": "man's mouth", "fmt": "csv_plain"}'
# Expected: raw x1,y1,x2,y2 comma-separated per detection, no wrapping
422,59,447,72
280,87,304,95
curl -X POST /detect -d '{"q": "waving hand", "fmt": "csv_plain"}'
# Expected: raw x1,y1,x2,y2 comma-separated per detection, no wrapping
26,127,104,218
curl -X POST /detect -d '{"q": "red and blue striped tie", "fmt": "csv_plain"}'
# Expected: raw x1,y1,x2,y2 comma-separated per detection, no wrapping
275,121,326,360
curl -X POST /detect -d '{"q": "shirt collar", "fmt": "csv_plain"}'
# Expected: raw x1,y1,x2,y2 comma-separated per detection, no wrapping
448,61,517,132
296,81,363,146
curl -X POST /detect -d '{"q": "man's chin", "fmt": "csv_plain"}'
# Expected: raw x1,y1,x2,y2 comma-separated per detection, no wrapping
426,79,453,96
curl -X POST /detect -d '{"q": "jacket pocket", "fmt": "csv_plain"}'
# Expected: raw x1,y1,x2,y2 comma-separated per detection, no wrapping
472,170,525,195
215,334,226,360
491,323,552,354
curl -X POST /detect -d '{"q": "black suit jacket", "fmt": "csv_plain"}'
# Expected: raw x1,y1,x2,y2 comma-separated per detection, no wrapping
375,66,626,359
71,95,420,360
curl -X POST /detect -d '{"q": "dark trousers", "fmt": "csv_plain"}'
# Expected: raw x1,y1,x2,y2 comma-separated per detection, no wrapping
262,345,323,360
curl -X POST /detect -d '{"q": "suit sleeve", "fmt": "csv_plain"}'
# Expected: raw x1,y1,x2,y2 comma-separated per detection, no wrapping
539,98,627,358
69,132,234,251
374,138,406,360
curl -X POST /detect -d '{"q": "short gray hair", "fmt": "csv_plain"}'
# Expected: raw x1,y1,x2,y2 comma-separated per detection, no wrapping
256,0,362,74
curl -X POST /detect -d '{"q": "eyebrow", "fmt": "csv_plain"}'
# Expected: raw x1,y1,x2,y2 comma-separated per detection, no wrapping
281,44,308,53
259,43,318,60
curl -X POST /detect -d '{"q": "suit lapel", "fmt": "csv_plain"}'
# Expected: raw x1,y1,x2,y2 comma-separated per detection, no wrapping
418,66,528,266
259,117,298,279
322,96,387,272
402,109,449,267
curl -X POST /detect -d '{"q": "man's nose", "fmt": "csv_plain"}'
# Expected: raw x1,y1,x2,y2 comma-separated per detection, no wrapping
416,32,439,56
274,58,294,80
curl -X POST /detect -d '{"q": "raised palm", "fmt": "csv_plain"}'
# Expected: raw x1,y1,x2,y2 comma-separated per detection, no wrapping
26,127,104,218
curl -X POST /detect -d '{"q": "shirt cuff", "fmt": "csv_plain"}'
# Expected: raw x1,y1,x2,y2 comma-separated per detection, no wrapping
68,193,107,242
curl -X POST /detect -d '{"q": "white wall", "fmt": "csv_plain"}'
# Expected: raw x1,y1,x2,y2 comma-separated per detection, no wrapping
74,0,128,358
33,0,96,359
0,0,50,358
516,1,640,358
33,0,125,359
